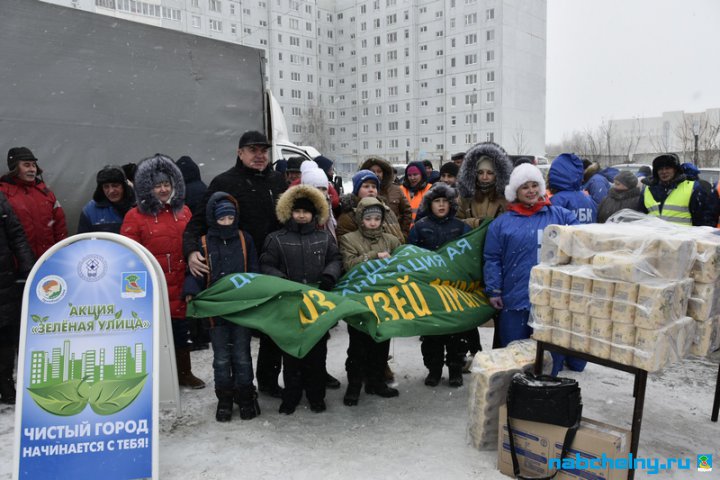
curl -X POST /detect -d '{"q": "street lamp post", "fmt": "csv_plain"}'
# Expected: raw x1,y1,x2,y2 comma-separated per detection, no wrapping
692,120,699,166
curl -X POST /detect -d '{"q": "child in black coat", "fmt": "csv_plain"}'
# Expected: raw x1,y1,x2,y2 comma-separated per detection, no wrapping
260,185,343,414
407,183,471,387
184,192,261,422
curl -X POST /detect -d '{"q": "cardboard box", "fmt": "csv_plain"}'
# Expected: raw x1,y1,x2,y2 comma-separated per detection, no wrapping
498,405,630,480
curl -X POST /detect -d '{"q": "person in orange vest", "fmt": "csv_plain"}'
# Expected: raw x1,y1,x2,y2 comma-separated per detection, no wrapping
400,161,432,224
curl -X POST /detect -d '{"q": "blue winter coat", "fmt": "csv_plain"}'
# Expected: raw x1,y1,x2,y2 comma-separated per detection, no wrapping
583,172,612,205
483,205,578,310
77,199,126,234
548,154,597,224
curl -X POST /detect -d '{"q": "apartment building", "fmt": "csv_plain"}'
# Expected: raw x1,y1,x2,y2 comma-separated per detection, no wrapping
39,0,546,171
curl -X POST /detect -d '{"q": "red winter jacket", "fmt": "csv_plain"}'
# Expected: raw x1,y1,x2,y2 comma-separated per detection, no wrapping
121,205,191,319
0,176,67,259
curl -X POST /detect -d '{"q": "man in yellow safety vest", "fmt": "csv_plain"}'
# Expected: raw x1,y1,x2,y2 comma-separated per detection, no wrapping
639,153,717,227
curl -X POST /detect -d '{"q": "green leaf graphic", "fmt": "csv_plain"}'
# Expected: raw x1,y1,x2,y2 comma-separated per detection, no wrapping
126,274,139,283
77,378,91,400
27,380,88,416
31,314,42,323
114,310,123,319
88,374,148,415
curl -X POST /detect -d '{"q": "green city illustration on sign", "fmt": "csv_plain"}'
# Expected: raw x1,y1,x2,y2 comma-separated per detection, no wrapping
26,338,148,416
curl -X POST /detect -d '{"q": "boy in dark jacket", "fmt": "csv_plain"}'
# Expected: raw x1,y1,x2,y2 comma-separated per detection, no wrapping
184,192,261,422
408,183,471,387
260,185,343,414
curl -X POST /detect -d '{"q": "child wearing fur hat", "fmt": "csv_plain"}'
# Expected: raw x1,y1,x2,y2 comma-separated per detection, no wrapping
338,197,401,405
407,183,471,387
183,192,261,422
121,154,206,390
260,185,343,414
483,163,579,347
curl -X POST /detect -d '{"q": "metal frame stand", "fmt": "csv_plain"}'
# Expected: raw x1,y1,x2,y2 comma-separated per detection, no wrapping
534,341,647,480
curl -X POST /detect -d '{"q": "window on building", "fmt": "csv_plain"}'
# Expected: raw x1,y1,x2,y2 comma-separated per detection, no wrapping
486,91,495,103
487,71,495,82
486,8,495,20
486,50,495,62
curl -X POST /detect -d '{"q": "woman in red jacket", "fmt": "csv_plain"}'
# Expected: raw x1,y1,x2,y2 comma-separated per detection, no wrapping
0,147,67,259
121,154,205,389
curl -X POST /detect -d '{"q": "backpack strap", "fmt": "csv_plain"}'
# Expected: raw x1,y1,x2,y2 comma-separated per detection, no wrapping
239,230,247,272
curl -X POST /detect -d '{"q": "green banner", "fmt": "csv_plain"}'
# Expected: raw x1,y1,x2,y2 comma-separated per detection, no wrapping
187,220,495,358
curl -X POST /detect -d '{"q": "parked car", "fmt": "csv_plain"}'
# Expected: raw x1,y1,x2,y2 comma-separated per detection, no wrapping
698,168,720,188
611,163,652,175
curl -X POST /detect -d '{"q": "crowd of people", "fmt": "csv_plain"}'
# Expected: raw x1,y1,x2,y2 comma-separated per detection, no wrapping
1,135,718,423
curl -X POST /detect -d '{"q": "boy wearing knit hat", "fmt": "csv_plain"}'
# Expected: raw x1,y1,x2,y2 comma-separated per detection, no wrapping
439,162,459,186
407,183,471,387
338,197,401,405
184,192,261,422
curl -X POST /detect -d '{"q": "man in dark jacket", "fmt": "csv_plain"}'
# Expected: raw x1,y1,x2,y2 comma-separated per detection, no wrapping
0,191,34,403
184,131,288,398
638,153,717,227
77,165,135,234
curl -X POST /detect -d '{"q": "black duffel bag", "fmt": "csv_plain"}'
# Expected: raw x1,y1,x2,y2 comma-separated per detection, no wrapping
505,372,583,480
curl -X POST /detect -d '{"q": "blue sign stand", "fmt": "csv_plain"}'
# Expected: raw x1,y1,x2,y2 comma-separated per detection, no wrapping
13,233,169,479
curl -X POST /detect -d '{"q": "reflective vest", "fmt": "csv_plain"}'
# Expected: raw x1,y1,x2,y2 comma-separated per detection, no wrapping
643,180,693,226
401,183,432,223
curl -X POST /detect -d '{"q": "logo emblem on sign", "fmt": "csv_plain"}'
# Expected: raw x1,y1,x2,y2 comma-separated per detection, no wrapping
77,254,107,282
36,275,67,304
121,272,147,298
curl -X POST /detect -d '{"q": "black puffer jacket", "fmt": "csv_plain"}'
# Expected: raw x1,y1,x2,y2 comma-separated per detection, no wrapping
0,191,34,328
183,160,287,258
407,183,471,250
260,185,342,285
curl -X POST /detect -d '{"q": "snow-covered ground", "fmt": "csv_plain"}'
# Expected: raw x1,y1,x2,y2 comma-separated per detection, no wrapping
1,327,718,479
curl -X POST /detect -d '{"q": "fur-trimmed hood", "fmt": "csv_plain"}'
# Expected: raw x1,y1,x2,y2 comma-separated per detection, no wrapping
133,154,186,215
419,182,459,217
276,184,329,225
456,142,512,198
359,156,394,191
353,196,389,225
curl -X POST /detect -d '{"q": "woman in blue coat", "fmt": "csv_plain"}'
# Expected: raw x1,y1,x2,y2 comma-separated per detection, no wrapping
483,163,578,347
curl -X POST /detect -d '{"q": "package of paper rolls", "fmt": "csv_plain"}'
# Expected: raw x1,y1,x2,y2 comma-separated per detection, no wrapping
466,340,551,450
531,211,720,367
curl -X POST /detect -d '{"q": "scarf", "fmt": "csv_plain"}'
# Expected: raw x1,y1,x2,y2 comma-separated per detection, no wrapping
506,197,551,216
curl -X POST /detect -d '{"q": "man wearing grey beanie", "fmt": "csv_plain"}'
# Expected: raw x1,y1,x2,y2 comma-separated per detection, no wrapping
597,170,642,223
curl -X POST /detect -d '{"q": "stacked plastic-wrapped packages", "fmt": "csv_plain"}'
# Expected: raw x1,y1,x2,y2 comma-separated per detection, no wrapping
686,232,720,356
467,340,549,450
530,213,708,372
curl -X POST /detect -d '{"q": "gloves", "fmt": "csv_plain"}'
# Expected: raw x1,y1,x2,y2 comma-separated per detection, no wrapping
318,274,336,292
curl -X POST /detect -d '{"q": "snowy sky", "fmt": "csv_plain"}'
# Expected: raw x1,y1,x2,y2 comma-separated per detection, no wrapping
546,0,720,143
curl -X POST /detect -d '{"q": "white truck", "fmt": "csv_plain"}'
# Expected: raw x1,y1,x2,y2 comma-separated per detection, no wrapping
0,0,318,231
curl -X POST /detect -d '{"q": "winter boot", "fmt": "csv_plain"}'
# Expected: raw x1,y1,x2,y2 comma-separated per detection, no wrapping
448,367,463,387
424,368,442,387
278,402,296,415
325,372,341,390
175,347,206,389
343,382,362,406
215,389,234,422
365,381,399,398
0,346,16,404
236,386,261,420
310,400,327,413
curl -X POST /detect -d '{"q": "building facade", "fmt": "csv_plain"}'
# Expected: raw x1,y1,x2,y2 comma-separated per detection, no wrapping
40,0,546,171
612,108,720,166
